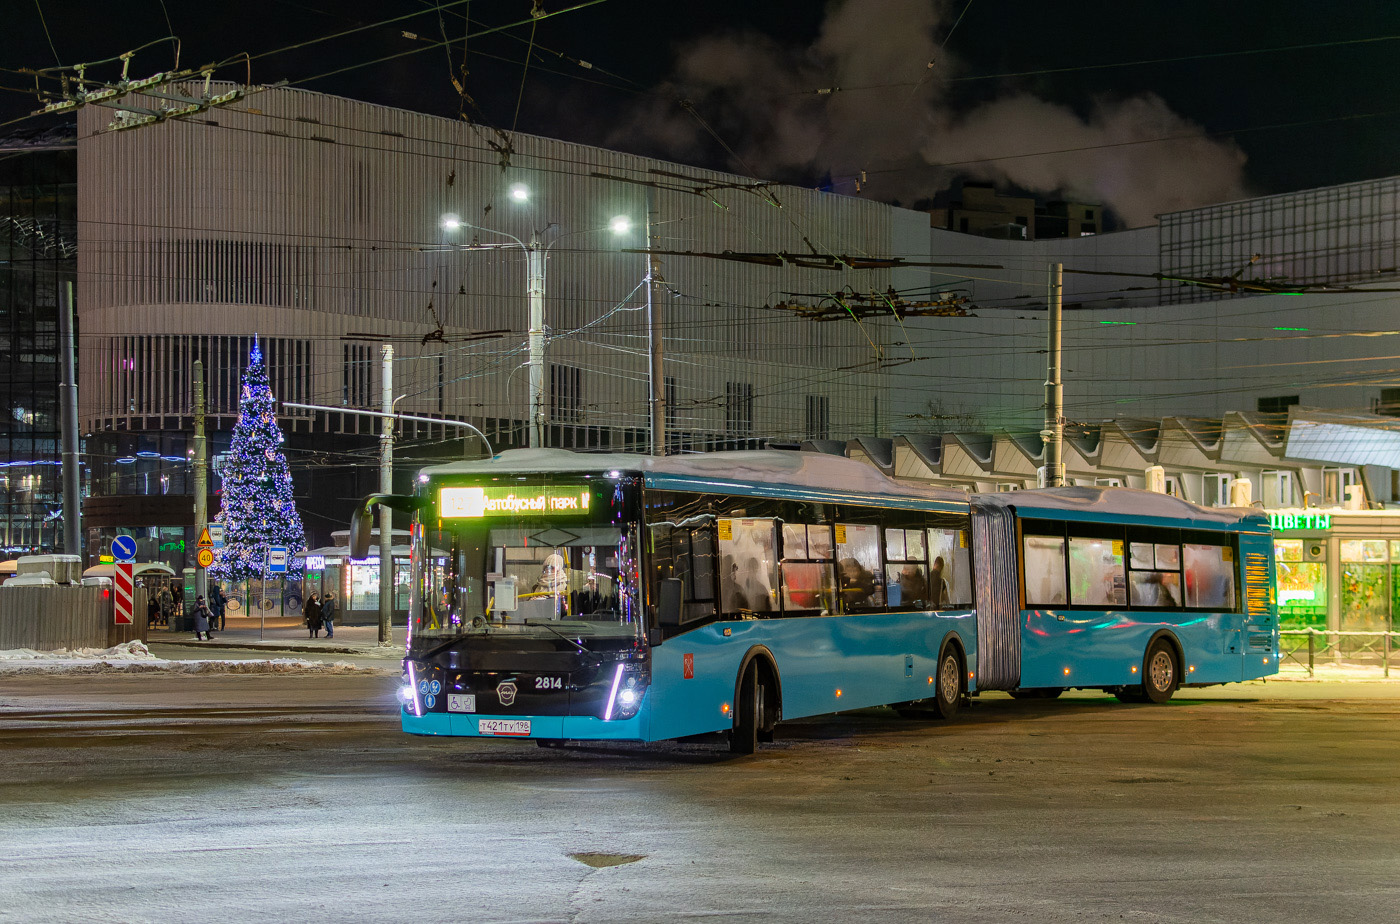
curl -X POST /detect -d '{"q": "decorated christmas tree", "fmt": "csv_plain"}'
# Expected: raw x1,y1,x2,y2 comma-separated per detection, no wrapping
209,337,306,583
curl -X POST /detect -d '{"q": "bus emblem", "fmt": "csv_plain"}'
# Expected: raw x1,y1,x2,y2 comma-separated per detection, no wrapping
683,653,694,679
497,681,518,706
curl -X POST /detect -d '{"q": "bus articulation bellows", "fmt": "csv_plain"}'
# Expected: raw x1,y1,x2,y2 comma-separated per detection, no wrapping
349,449,1279,753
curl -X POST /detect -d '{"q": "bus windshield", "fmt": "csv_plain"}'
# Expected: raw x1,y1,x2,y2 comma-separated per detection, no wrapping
410,479,642,646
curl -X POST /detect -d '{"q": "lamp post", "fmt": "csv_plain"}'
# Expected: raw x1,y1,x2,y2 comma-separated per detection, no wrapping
441,201,634,450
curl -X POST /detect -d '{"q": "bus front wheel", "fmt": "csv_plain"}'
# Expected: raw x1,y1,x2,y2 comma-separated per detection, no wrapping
730,660,769,755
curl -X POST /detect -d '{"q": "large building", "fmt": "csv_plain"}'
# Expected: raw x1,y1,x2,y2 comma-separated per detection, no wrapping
24,83,1400,599
76,85,921,554
0,128,76,554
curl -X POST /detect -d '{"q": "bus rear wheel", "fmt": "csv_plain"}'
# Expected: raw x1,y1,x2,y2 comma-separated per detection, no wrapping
1117,639,1179,704
1142,639,1179,703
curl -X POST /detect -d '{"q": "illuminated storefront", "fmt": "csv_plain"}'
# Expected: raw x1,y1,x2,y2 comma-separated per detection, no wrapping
300,531,446,624
1269,509,1400,633
301,544,412,624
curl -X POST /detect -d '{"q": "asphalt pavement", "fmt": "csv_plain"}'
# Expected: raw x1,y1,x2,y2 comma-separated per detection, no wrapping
1,671,1397,922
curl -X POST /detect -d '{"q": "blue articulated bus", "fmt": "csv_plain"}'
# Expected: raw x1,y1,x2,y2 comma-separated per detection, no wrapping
351,449,1277,753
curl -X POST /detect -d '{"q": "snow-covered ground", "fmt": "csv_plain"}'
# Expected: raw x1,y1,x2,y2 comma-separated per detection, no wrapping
0,640,395,674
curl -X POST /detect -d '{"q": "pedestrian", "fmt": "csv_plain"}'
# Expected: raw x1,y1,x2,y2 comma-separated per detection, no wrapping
192,595,214,641
158,585,174,628
209,584,226,630
303,592,323,638
320,592,337,639
147,588,161,627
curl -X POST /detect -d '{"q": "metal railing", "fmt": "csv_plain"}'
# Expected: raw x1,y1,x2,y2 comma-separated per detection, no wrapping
1279,628,1398,677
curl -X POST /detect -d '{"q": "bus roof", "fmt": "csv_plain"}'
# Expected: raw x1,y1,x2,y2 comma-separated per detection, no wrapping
974,486,1269,530
418,449,969,505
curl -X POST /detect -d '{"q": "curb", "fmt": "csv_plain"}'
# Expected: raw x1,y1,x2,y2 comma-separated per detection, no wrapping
154,640,396,656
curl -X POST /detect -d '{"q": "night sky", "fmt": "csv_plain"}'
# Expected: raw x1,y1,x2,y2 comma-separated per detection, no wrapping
3,1,1399,228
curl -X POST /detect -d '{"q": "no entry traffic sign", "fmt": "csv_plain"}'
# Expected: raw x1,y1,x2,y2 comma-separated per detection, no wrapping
114,562,134,625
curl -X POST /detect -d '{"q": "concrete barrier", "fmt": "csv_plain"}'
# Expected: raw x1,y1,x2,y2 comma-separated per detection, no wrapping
0,586,148,651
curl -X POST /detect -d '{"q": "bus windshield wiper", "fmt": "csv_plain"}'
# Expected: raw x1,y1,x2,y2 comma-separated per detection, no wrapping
413,635,467,662
523,618,600,663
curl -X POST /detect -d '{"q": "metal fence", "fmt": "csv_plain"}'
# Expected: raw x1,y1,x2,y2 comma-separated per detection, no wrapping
1279,628,1398,677
0,586,148,650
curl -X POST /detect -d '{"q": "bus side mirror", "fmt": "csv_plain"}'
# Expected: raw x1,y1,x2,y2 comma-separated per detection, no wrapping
657,578,683,627
349,493,423,559
349,501,375,559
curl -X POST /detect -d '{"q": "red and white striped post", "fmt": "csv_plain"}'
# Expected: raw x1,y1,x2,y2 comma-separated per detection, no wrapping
113,562,134,625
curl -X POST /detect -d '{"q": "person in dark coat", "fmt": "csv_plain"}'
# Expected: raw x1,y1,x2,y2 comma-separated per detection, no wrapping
320,593,337,639
192,595,214,641
208,584,226,630
158,586,174,628
303,593,323,638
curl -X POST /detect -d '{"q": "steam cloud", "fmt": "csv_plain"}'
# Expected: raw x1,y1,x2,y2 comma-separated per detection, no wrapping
607,0,1249,228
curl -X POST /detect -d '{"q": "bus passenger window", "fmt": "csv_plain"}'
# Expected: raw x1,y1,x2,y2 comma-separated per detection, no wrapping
1128,542,1182,608
1068,537,1126,607
836,523,883,611
718,518,778,615
1184,543,1237,609
1130,570,1181,607
884,528,929,608
781,524,835,614
928,527,971,606
1023,535,1067,606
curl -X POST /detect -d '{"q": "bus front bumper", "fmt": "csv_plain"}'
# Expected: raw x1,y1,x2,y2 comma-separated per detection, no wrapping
402,708,647,741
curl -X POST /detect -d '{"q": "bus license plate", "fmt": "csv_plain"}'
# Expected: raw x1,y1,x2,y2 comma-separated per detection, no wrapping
478,718,531,736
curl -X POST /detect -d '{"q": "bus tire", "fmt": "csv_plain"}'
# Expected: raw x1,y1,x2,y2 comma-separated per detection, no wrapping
1142,638,1179,704
730,660,762,755
930,643,963,721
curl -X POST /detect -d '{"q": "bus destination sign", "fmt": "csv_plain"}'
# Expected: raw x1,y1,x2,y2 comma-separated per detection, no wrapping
440,485,591,518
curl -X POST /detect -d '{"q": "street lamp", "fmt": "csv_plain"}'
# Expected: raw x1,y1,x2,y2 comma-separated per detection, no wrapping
441,202,634,450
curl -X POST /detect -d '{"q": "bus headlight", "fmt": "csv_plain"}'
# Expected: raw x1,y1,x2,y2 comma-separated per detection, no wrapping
402,661,427,716
605,665,648,721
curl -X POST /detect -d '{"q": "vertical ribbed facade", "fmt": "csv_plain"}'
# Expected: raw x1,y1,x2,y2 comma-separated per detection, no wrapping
77,86,897,449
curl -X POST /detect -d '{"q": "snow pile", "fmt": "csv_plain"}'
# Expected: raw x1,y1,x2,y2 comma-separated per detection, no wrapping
162,658,375,675
0,647,393,675
0,640,157,661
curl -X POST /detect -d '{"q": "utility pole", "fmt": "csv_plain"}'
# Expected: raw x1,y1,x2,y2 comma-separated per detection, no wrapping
378,345,394,645
193,360,208,602
646,187,665,456
1040,262,1065,488
527,234,546,448
59,281,81,557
